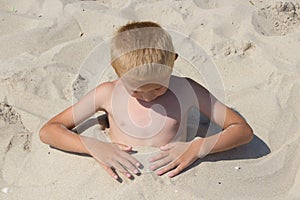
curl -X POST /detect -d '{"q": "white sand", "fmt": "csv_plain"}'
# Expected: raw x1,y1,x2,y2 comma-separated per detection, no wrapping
0,0,300,199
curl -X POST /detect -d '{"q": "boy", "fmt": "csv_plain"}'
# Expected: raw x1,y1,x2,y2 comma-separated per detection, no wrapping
39,21,253,181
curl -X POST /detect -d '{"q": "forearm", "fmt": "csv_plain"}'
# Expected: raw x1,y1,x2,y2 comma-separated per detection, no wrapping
39,123,90,154
194,123,253,157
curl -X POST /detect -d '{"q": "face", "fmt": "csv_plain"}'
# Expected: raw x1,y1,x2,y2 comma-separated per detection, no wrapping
125,83,168,102
119,54,178,102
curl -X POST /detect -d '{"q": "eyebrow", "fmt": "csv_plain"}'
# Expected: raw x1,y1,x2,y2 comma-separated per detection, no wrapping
133,86,164,93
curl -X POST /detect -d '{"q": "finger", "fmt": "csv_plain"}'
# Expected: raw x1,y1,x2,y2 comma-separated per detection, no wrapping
109,159,127,173
101,164,119,180
110,159,132,179
115,143,132,152
160,143,176,151
119,151,142,171
156,160,179,176
117,155,140,175
170,155,199,177
149,151,168,162
150,156,172,171
167,163,186,178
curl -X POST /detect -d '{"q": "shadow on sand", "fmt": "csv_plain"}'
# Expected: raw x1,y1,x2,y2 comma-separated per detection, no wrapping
181,108,270,174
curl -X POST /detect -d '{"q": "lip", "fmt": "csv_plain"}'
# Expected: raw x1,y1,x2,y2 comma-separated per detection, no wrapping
139,98,153,102
139,95,161,102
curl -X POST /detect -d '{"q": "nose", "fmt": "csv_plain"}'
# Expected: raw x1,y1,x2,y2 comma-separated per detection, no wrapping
141,93,157,102
142,98,152,102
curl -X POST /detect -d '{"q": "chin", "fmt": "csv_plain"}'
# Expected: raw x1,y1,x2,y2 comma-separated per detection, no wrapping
140,99,153,102
139,97,158,102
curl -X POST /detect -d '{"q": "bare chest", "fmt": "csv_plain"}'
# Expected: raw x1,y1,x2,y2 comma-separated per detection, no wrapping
107,91,186,146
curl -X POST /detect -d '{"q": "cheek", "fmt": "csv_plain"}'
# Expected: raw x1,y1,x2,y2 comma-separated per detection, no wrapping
131,93,145,100
156,88,168,96
131,93,139,98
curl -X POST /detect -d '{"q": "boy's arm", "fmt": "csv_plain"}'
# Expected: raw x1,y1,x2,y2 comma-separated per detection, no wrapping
149,78,253,177
39,82,110,154
39,82,141,180
186,77,253,156
40,122,89,154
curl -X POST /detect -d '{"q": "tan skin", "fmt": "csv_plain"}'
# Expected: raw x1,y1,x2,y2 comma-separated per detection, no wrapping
107,78,185,147
112,76,254,177
39,57,253,180
39,81,143,180
146,77,254,177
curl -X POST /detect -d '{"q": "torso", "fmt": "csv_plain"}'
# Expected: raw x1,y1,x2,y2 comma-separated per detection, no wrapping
104,76,191,147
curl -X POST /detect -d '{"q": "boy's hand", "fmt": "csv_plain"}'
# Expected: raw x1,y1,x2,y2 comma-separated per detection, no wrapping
80,137,141,180
149,138,203,178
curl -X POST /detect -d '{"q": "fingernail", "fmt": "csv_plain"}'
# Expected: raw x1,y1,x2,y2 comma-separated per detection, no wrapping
168,173,173,177
114,175,118,179
160,145,166,149
134,169,139,174
126,173,131,178
136,163,140,167
150,166,155,170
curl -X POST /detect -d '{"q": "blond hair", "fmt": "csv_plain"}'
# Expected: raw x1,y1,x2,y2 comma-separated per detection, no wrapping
110,21,176,80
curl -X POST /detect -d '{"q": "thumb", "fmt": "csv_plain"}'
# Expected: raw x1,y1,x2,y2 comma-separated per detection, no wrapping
160,143,174,150
115,143,132,152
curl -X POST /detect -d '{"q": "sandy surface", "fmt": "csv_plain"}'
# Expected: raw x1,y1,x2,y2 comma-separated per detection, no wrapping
0,0,300,199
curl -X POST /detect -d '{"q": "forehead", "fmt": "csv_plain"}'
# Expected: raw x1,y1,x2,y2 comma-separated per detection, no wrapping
134,83,163,92
122,73,170,87
122,78,168,92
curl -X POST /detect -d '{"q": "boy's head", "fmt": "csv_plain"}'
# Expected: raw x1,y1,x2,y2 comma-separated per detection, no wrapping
110,21,177,102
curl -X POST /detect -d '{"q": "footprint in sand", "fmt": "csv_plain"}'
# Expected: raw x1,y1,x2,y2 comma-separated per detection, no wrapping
1,64,75,101
252,1,300,36
210,39,255,58
0,101,32,187
72,74,88,100
0,99,31,154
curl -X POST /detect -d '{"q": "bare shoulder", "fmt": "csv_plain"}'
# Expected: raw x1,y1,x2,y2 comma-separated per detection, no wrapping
184,77,206,90
170,75,203,85
94,80,117,111
170,75,208,94
95,81,116,94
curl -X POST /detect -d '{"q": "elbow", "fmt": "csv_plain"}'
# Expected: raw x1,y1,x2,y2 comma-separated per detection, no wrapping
39,124,50,144
242,124,254,144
